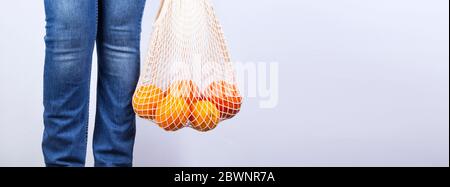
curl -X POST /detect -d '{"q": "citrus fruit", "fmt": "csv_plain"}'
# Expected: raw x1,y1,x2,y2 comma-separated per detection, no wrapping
132,84,164,119
204,81,242,119
154,95,190,131
190,100,220,132
166,80,202,105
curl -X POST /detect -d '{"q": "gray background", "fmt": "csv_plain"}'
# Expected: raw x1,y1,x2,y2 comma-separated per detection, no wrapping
0,0,448,167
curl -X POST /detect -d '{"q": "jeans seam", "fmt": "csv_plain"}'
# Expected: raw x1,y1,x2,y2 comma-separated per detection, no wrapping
138,0,146,34
84,0,99,156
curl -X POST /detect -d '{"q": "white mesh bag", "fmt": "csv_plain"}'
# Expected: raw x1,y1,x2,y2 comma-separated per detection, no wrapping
133,0,242,132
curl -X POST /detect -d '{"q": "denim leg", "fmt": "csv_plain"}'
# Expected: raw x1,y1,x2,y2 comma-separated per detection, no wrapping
93,0,146,167
42,0,97,167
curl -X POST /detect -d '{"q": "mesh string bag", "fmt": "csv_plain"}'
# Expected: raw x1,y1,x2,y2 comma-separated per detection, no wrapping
133,0,242,132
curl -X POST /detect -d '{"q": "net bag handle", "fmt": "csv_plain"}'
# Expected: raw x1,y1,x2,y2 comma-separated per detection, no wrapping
153,0,231,63
154,0,167,25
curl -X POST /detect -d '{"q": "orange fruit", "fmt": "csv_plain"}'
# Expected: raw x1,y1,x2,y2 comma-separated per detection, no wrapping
132,84,164,119
154,95,190,131
190,101,220,132
204,81,242,119
166,80,202,105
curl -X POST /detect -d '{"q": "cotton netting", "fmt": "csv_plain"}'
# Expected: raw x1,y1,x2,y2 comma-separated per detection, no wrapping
133,0,242,132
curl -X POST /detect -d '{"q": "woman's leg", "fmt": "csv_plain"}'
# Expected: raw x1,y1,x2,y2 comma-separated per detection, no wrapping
42,0,97,166
93,0,146,167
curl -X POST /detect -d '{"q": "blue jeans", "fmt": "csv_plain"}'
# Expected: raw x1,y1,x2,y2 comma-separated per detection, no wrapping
43,0,146,167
